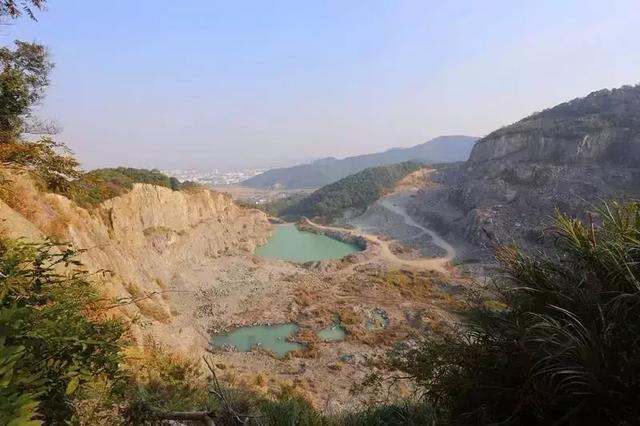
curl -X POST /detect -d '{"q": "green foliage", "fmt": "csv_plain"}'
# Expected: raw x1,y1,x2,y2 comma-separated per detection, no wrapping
65,167,199,207
0,37,82,193
392,201,640,425
337,402,438,426
126,345,210,419
0,340,42,426
0,40,52,142
258,397,327,426
252,398,437,426
0,239,126,425
283,161,422,220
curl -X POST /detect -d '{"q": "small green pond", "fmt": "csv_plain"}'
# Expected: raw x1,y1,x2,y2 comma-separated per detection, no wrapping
317,324,347,342
255,223,361,263
211,324,304,358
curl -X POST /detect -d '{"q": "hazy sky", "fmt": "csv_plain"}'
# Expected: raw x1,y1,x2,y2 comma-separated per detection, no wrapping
7,0,640,170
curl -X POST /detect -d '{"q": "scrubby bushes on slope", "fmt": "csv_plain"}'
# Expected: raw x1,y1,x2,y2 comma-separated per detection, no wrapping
65,167,199,207
392,201,640,425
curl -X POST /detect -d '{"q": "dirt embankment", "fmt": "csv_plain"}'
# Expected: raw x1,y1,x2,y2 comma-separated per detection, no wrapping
0,169,271,353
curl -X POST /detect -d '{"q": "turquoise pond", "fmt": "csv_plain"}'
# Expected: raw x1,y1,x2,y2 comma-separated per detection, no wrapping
211,324,304,358
211,323,348,357
255,223,361,263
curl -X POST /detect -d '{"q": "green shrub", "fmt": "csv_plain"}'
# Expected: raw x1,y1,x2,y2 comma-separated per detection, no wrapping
125,345,210,418
258,397,328,426
0,239,126,425
338,402,438,426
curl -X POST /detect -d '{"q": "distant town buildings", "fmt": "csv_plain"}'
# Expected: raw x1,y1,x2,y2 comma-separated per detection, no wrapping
161,168,266,186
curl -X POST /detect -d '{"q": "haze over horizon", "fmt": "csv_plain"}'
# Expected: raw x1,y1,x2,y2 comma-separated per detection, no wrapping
8,0,640,170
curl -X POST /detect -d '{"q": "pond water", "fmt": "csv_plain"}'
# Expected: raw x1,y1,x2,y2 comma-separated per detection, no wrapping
317,324,347,342
211,323,304,358
255,223,361,263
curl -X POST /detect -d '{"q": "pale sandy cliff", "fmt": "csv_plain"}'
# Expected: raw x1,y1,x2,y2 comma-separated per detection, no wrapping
0,170,271,353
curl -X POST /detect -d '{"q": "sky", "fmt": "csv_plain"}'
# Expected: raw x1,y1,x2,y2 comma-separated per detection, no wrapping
6,0,640,170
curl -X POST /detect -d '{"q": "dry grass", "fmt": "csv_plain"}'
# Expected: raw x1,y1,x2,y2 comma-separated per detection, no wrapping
0,169,77,238
136,297,172,323
142,226,173,237
125,282,143,298
392,168,435,192
124,283,172,323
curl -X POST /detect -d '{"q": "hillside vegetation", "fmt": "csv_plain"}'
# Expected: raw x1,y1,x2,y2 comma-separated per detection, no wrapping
282,161,422,220
244,135,477,189
66,167,199,207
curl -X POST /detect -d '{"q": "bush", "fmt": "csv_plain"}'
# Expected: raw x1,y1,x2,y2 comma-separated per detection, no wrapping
392,201,640,425
338,402,438,426
258,397,327,426
125,345,210,418
0,239,126,425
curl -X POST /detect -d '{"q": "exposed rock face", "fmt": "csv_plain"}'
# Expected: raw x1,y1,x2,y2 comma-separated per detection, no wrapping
0,172,271,351
408,85,640,261
470,85,640,167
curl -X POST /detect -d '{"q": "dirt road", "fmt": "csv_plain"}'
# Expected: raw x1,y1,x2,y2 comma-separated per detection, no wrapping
377,196,456,260
305,194,455,274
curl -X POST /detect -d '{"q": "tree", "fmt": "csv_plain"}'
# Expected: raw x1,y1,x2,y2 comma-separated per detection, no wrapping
0,36,81,192
0,40,52,142
0,0,46,20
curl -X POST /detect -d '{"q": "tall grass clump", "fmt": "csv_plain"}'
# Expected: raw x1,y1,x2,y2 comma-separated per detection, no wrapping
392,201,640,425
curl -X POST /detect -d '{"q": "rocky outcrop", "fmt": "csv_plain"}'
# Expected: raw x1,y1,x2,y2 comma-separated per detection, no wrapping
0,170,271,351
470,85,640,168
408,84,640,261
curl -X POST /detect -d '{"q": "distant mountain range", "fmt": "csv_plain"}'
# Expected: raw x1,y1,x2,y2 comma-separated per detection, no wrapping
242,135,479,189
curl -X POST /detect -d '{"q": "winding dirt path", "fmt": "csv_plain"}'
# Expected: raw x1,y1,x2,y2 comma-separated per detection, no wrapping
305,195,455,274
377,197,456,260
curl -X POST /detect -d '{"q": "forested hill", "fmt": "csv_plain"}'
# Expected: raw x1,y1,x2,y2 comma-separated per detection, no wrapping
282,162,422,220
244,135,477,189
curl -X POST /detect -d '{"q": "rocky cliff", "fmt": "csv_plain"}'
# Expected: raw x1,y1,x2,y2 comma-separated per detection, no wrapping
469,84,640,168
0,170,271,351
407,84,640,260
